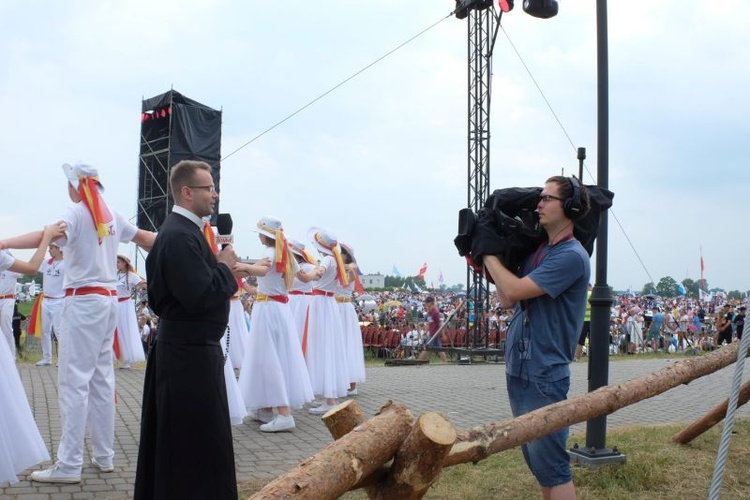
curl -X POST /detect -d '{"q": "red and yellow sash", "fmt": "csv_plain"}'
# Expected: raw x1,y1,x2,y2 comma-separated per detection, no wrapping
78,176,112,244
27,295,43,336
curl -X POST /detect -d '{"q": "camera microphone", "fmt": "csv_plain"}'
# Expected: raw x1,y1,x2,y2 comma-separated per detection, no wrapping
216,213,233,249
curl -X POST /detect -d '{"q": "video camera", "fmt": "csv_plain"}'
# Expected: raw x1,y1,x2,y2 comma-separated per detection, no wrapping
454,183,614,278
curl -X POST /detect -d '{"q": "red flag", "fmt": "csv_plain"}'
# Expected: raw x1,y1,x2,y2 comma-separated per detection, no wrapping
700,256,704,274
418,262,428,280
354,273,365,295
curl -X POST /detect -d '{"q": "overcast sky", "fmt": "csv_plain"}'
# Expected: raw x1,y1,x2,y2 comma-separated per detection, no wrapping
1,1,748,293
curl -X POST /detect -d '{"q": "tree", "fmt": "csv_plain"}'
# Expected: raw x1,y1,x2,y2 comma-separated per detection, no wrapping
681,278,699,298
384,275,405,288
655,276,679,298
641,282,656,295
728,290,746,301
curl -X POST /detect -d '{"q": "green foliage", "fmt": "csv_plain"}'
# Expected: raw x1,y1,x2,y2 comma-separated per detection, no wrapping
655,276,679,297
681,278,699,298
641,282,656,295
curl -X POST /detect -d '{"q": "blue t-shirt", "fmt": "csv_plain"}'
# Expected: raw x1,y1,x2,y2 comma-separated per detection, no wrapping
505,239,590,383
650,311,665,331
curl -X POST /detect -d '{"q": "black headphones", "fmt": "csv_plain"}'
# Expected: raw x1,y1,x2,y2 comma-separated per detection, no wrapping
563,176,583,220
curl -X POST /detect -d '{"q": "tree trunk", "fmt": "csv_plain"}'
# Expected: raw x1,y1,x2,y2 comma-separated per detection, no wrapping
322,398,366,440
376,412,457,499
445,343,745,466
672,378,750,444
322,399,383,499
249,402,413,499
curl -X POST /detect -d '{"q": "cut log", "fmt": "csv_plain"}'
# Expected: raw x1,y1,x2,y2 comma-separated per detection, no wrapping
445,343,745,467
322,398,366,440
376,412,457,499
672,378,750,444
249,402,413,499
321,399,382,499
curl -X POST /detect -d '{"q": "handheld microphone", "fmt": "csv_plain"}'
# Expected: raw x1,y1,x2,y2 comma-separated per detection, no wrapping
216,213,233,249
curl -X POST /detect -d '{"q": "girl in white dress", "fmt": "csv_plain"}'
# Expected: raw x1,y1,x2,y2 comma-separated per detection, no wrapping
287,239,321,352
238,217,314,432
0,224,63,485
336,243,366,396
115,256,146,368
305,228,350,415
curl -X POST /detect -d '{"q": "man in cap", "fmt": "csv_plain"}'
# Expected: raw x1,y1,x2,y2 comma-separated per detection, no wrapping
36,241,65,366
1,162,156,483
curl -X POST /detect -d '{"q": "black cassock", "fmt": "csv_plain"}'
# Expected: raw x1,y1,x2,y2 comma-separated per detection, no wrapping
134,212,238,500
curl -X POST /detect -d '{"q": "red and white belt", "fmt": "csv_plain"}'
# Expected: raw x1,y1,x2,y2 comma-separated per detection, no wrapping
289,291,313,296
0,294,14,300
65,287,117,297
312,289,334,297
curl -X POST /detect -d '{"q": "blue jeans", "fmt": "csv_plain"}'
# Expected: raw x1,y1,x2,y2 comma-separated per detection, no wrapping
506,374,572,488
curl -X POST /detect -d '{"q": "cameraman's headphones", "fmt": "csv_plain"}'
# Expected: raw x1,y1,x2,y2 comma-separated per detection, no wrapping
563,176,583,220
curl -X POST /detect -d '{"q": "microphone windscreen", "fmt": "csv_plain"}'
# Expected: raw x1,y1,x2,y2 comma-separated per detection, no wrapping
217,213,233,236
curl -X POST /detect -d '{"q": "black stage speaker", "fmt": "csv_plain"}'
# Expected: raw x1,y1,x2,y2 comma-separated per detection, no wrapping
137,90,222,232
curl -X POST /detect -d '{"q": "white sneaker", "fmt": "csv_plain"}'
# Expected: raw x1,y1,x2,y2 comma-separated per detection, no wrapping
309,403,336,415
347,388,358,397
35,360,52,366
250,409,274,423
260,414,295,433
91,457,114,473
30,465,81,484
119,363,132,369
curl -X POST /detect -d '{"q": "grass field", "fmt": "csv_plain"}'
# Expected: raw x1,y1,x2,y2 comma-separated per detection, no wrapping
238,421,750,499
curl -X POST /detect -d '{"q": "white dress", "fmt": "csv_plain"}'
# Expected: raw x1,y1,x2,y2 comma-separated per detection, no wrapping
115,271,146,364
227,291,248,369
0,252,50,484
335,281,366,384
238,247,313,410
220,331,247,425
305,255,349,399
289,262,315,349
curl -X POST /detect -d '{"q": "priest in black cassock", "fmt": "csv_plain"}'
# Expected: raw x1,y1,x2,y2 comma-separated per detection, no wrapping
134,160,240,499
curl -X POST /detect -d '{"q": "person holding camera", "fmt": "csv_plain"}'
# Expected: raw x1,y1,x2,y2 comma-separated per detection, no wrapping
482,175,590,500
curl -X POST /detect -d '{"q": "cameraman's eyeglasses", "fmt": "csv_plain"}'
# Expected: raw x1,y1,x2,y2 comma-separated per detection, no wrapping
539,194,564,203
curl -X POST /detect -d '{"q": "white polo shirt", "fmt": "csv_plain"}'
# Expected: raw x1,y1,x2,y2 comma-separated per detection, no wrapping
56,202,138,289
41,258,66,298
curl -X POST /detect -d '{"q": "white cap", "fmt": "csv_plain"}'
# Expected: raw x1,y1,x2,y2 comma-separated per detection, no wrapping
251,216,283,239
62,163,104,191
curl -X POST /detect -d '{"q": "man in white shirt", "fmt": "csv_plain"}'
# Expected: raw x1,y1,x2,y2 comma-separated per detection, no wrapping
36,242,65,366
1,163,155,484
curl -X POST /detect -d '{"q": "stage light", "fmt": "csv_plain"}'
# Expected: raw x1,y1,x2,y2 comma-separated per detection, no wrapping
454,0,494,20
523,0,558,18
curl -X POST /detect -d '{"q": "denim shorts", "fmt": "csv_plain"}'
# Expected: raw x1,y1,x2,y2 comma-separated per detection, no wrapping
506,374,572,488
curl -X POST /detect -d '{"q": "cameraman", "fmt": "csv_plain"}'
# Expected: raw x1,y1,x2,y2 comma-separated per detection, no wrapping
483,175,590,500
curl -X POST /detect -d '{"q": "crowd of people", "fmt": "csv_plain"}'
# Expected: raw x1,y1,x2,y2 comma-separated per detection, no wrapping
601,295,747,356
